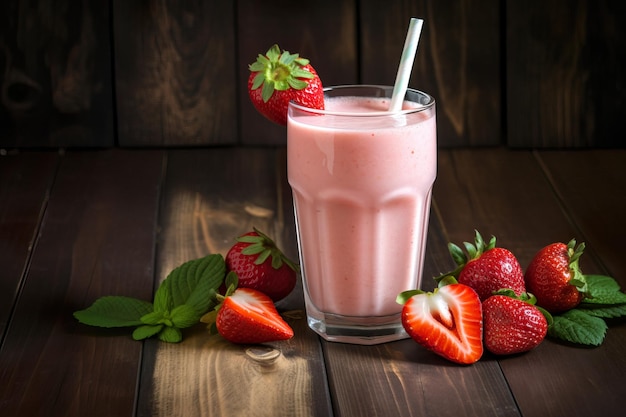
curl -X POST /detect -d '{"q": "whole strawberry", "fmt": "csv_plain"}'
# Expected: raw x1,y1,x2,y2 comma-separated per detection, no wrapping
445,231,525,301
483,292,550,355
525,239,589,313
248,44,324,126
226,228,298,302
398,282,483,365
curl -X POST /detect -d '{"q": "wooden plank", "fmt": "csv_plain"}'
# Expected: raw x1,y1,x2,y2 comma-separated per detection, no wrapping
322,214,520,417
0,150,163,416
359,0,501,147
136,148,332,417
536,150,626,281
0,151,57,335
237,0,358,146
507,0,626,148
113,0,238,146
434,148,624,417
0,0,114,147
495,149,626,417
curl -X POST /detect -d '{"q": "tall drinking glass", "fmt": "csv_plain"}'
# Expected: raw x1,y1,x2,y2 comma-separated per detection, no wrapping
287,85,437,344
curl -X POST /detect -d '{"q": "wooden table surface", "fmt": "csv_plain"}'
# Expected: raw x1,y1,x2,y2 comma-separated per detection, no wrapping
1,147,624,417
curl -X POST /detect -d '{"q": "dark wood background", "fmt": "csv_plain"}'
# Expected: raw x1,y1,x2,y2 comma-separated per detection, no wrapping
0,0,624,148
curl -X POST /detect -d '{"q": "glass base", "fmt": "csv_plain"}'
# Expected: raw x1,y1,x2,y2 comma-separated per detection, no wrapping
305,302,409,345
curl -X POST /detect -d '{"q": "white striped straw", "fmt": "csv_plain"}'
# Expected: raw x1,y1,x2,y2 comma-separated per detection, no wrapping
389,18,424,112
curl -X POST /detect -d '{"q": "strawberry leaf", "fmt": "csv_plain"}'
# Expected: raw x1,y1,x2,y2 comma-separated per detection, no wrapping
251,72,266,90
261,82,275,102
287,78,309,90
396,289,425,305
448,243,467,266
548,309,607,346
73,296,153,328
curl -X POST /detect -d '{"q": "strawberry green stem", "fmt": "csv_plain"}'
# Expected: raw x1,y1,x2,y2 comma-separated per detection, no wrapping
249,44,314,102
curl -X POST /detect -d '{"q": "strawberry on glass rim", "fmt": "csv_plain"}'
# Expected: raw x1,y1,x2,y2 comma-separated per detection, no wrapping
248,44,324,126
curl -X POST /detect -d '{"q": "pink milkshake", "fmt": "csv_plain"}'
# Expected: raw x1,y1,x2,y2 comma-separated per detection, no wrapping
287,85,436,344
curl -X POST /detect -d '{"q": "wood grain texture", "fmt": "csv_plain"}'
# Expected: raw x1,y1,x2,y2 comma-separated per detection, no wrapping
237,0,358,146
507,0,626,148
0,151,57,335
137,148,332,417
113,0,238,146
536,150,626,281
360,0,502,147
502,150,625,415
434,148,625,417
0,150,163,417
322,214,519,417
0,0,114,147
433,149,576,265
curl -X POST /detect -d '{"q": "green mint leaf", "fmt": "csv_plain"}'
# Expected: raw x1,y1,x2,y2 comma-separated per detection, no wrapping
154,282,174,313
74,296,153,328
170,304,201,328
133,324,163,340
577,304,626,319
582,291,626,305
586,274,621,293
159,326,182,343
582,274,626,305
548,309,608,346
141,310,167,325
161,254,226,316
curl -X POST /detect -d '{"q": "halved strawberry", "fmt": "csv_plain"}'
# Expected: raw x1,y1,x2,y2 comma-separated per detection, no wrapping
248,44,324,125
202,282,294,344
397,283,483,365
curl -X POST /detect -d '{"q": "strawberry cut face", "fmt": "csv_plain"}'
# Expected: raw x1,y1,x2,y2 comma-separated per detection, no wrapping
400,284,483,365
216,288,294,344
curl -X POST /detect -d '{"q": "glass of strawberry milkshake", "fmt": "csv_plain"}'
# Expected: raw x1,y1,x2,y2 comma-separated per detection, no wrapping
287,85,436,344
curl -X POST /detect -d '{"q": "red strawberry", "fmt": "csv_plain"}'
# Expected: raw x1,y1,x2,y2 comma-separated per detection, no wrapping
398,283,483,365
226,228,298,302
446,231,525,301
213,287,294,344
525,239,589,313
248,44,324,126
483,292,550,355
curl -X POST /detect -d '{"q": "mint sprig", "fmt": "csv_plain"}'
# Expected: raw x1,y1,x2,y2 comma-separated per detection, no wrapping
548,309,608,346
73,296,154,327
74,254,226,343
548,274,626,346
